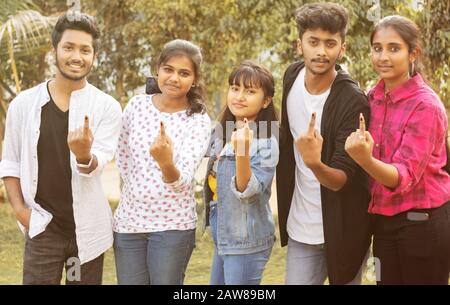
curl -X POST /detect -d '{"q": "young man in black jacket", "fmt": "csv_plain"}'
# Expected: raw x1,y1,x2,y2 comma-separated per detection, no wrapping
276,2,372,285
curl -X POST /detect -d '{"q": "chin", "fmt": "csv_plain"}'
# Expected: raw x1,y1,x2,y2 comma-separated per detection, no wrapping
61,71,89,81
162,89,188,98
377,71,396,80
308,65,333,76
229,108,246,118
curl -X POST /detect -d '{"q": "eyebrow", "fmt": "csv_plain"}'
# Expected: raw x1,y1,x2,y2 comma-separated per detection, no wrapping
163,64,193,73
307,36,338,43
372,42,403,47
62,42,93,49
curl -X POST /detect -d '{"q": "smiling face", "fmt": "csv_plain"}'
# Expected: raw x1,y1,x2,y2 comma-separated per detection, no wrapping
156,55,196,99
371,26,417,87
226,79,271,122
55,29,96,81
298,28,345,76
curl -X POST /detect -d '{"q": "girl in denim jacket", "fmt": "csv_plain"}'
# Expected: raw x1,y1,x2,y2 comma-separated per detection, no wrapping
203,61,279,285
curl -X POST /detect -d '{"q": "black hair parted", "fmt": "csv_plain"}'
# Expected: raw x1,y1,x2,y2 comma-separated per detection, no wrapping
52,12,100,53
295,2,348,42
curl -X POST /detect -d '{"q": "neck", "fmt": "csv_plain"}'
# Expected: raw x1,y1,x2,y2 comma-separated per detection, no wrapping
304,67,337,95
53,72,87,96
235,117,256,128
384,72,410,94
157,93,189,112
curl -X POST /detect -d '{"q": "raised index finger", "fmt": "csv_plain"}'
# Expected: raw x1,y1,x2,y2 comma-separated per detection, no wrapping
160,121,166,137
243,118,250,137
83,115,90,133
359,113,366,133
308,112,316,134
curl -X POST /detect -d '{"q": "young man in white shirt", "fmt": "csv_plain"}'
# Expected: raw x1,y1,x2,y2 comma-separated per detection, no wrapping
276,3,372,285
0,13,122,284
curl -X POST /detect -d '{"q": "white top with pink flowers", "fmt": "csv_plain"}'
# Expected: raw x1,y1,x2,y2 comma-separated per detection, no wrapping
113,94,211,233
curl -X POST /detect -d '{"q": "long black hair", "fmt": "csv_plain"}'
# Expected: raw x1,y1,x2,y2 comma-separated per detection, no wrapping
146,39,206,116
217,60,279,146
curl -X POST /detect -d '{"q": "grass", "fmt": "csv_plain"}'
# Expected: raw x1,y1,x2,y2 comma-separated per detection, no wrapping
0,200,374,285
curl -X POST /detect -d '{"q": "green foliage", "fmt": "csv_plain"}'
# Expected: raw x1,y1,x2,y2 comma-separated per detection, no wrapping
417,0,450,107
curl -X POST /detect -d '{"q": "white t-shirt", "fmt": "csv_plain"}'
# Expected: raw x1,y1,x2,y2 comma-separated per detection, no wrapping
286,68,331,245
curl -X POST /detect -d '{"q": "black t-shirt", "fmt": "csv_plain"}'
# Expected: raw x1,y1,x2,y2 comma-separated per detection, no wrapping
34,83,75,237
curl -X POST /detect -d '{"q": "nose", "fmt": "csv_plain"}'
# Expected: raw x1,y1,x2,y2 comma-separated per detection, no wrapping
315,43,326,57
169,72,180,83
236,89,245,101
70,49,82,62
378,50,389,62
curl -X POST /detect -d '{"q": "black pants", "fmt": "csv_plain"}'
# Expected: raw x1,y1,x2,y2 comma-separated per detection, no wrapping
373,201,450,285
23,228,104,285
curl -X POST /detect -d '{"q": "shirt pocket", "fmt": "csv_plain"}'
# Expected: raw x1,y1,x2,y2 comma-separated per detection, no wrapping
381,129,404,160
229,204,248,240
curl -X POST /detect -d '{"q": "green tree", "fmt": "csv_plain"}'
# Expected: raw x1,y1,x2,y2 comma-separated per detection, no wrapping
0,0,56,97
418,0,450,108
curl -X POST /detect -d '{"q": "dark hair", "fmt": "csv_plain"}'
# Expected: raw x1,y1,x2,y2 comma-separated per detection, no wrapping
146,39,206,116
295,2,348,42
52,13,100,53
370,15,424,76
218,61,278,145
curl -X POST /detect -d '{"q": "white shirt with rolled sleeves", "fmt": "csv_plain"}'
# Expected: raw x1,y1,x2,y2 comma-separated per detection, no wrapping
0,81,122,264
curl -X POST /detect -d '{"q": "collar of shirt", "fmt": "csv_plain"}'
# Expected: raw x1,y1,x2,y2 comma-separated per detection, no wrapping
40,80,92,107
370,73,425,104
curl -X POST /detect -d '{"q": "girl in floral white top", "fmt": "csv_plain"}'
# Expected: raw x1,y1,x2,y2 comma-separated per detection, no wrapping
113,39,211,285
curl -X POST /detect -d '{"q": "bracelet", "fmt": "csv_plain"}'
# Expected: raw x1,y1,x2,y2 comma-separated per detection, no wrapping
76,155,93,168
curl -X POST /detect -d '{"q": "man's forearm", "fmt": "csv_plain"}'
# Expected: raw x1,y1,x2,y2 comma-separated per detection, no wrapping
3,177,27,213
309,162,347,192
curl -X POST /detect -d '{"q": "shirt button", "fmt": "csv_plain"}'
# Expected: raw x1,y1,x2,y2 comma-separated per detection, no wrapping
375,144,379,148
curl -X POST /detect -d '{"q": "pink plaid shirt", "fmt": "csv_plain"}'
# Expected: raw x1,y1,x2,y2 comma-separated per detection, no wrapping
368,73,450,216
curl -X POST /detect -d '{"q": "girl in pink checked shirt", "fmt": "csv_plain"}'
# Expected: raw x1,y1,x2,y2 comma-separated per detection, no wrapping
345,15,450,285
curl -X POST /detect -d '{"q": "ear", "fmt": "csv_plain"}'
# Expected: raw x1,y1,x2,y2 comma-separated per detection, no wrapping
297,38,303,56
262,96,272,109
409,47,419,63
339,42,347,60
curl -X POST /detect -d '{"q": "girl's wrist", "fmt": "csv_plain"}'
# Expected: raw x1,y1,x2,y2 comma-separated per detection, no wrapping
359,155,374,169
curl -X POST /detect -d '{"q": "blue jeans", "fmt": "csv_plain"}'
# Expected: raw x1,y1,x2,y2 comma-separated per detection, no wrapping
210,203,272,285
285,237,367,285
114,230,195,285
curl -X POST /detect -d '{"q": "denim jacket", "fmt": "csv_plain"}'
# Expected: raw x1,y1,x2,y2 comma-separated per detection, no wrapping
203,134,279,255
